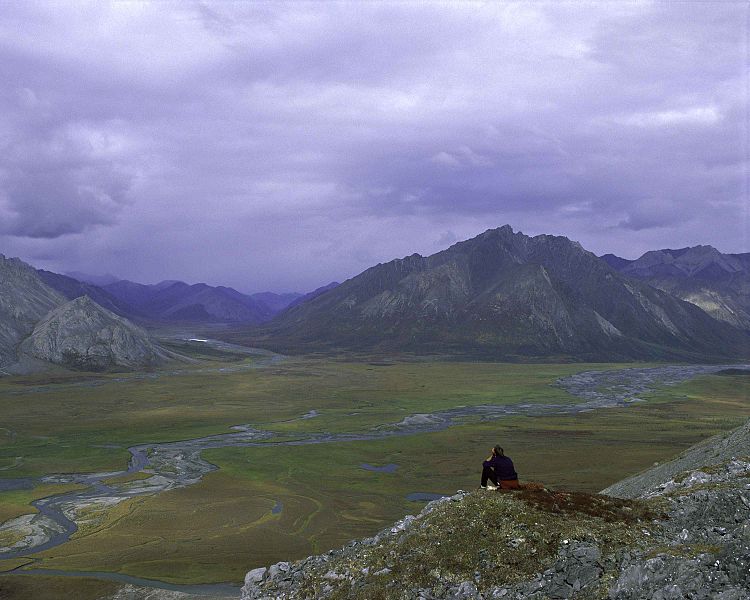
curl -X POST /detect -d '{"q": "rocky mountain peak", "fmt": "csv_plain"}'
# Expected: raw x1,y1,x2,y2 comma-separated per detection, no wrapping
19,295,171,371
675,244,743,275
624,244,745,279
480,224,515,238
244,226,749,360
0,255,66,367
0,253,47,281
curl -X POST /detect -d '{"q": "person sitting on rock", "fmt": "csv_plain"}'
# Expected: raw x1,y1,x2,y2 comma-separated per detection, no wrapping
481,445,519,490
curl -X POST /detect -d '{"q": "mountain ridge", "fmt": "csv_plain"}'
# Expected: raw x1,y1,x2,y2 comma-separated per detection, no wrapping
20,296,174,371
32,268,333,326
0,255,179,373
37,269,139,318
603,245,750,330
228,226,749,361
100,279,301,324
0,255,68,368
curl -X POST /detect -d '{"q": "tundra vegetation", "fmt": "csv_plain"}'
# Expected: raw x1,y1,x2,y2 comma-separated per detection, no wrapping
0,354,747,599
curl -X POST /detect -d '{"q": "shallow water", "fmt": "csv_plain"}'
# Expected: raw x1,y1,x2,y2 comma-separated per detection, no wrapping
406,492,448,502
360,463,399,473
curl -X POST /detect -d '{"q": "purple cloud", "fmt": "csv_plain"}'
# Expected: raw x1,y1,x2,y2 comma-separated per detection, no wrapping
0,2,746,292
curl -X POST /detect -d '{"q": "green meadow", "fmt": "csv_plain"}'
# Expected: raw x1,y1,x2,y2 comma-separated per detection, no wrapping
0,357,748,596
0,358,618,478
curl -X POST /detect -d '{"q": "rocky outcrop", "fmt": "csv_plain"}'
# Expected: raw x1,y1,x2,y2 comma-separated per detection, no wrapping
601,417,750,499
240,419,750,600
239,487,653,599
608,458,750,600
19,296,172,371
0,254,66,368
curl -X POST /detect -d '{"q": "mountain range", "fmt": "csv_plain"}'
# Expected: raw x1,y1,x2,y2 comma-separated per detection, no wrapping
38,275,320,325
101,279,279,323
228,226,750,361
0,255,172,373
2,227,749,369
0,258,339,373
0,256,67,369
37,270,135,317
20,296,173,371
601,245,750,330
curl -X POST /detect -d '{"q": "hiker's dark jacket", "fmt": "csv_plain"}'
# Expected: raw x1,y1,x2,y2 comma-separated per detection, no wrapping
482,455,518,480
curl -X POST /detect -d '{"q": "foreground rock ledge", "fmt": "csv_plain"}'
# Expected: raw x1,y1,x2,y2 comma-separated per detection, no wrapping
241,421,750,600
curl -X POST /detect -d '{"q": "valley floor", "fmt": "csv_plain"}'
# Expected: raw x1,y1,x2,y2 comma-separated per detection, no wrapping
0,345,748,599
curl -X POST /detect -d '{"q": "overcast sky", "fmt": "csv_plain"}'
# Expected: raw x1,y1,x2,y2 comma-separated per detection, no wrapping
0,2,747,293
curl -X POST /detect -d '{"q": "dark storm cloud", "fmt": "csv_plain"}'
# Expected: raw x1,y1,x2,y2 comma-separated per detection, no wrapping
0,46,140,239
0,2,746,291
0,109,136,238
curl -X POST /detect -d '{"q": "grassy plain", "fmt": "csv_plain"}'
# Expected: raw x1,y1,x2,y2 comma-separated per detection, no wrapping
0,483,85,524
0,574,118,600
0,358,748,592
0,358,618,479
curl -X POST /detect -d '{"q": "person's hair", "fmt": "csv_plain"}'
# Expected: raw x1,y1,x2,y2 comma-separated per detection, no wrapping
493,445,504,457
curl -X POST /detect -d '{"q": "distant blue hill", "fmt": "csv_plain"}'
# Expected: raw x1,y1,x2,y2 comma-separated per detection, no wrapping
41,273,308,325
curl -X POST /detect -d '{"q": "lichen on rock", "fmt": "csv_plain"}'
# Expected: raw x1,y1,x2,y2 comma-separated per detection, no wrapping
240,487,656,599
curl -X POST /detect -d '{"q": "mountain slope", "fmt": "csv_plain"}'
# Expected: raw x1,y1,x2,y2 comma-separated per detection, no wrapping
0,255,67,367
250,291,303,313
240,417,750,600
64,271,121,286
238,226,749,360
37,270,137,318
602,410,750,499
286,281,340,310
19,296,172,371
605,246,750,330
599,253,633,270
100,280,155,310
